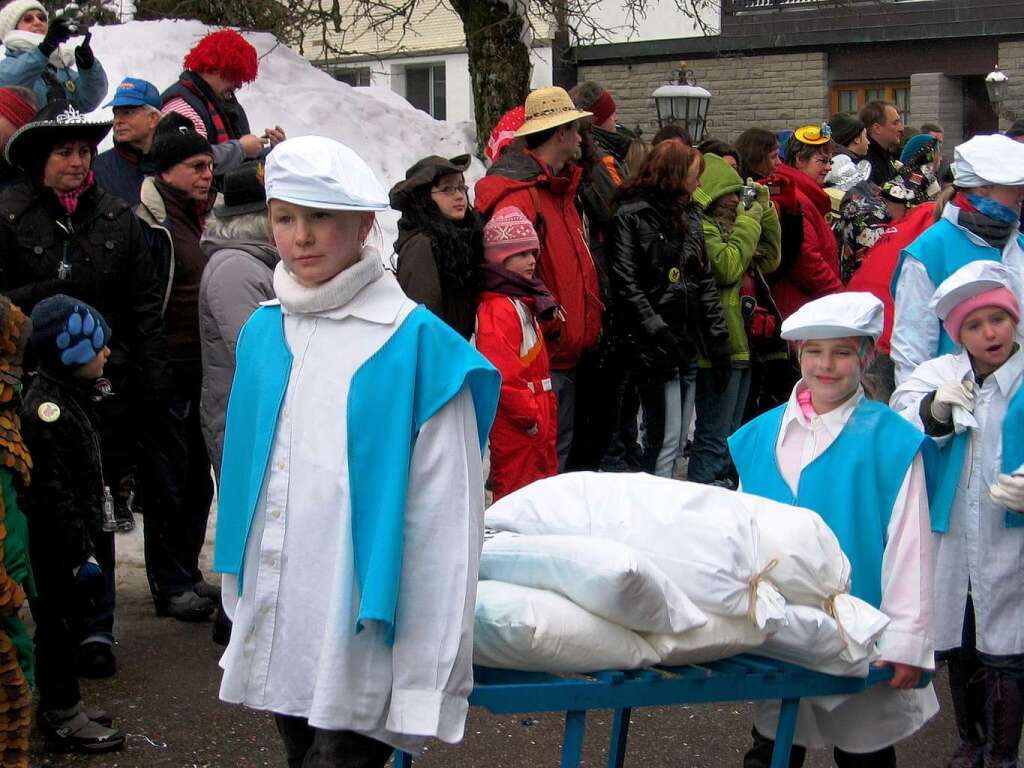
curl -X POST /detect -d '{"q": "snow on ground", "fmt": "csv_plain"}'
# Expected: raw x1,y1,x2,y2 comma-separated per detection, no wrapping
82,19,481,252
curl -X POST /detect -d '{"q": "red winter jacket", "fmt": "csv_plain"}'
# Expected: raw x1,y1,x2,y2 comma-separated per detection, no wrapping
846,203,936,355
475,150,603,369
767,164,844,319
475,292,558,500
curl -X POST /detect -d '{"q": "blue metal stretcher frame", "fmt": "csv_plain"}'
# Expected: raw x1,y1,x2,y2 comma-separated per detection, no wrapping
395,654,921,768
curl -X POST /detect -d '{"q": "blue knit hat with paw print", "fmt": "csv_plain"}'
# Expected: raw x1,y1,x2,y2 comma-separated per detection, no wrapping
30,294,110,373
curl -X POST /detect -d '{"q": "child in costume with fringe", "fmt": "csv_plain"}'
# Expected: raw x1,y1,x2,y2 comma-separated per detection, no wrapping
0,295,33,767
892,260,1024,768
213,136,499,765
729,292,936,768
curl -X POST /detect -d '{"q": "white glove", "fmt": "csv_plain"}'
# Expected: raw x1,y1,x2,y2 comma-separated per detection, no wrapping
990,472,1024,512
929,379,975,424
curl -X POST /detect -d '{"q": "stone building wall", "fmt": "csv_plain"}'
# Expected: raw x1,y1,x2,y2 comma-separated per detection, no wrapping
909,72,963,160
997,40,1024,131
579,52,829,143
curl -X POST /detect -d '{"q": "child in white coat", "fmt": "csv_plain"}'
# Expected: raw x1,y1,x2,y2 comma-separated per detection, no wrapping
212,136,500,766
729,292,936,768
892,260,1024,768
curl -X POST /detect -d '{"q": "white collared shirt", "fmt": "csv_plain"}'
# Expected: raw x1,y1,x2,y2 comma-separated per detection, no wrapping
892,347,1024,655
218,267,483,753
754,383,938,752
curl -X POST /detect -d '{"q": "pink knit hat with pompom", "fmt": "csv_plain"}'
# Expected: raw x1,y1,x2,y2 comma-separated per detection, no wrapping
483,206,540,265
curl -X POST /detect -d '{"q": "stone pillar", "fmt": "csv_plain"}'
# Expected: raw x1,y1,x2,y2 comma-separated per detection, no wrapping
997,40,1024,130
910,72,962,161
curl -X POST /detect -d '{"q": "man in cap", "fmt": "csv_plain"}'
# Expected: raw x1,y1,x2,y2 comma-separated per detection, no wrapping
474,86,604,469
92,77,161,207
135,113,219,621
891,133,1024,385
162,29,285,178
860,100,904,186
730,292,937,767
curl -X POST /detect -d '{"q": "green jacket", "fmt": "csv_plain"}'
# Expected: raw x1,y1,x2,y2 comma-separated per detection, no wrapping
694,155,782,364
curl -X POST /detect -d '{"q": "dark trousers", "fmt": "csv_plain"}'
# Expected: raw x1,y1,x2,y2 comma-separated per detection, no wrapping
75,388,136,645
28,530,80,712
74,529,114,646
601,371,643,472
551,369,576,472
743,727,897,768
274,714,393,768
141,389,214,599
566,349,623,472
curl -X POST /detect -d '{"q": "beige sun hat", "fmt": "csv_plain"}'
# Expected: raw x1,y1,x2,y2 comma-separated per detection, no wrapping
514,87,592,138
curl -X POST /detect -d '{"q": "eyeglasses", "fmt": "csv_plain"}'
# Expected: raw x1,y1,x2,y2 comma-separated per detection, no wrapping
181,159,214,174
20,11,46,23
431,184,469,197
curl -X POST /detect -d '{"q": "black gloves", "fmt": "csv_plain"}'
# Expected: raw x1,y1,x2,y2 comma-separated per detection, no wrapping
653,324,682,360
74,31,94,70
38,16,76,58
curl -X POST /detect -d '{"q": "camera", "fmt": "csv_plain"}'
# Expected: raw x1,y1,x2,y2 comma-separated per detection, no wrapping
740,185,757,209
58,3,82,33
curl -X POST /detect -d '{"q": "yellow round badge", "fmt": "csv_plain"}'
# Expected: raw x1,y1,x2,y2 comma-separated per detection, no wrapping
668,267,681,283
37,402,60,423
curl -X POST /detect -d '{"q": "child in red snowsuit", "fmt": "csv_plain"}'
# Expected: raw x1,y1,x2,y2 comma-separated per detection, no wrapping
476,206,560,499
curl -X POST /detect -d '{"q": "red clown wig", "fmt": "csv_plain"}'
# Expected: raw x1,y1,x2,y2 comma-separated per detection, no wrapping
183,29,258,84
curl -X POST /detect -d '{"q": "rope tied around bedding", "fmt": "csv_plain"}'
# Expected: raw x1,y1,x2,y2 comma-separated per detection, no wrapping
747,558,779,626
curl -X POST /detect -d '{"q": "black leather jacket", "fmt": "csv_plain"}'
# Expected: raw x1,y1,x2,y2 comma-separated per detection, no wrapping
0,180,168,395
610,196,730,374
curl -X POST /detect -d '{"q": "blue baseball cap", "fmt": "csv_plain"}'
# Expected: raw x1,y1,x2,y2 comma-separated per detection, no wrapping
103,77,161,110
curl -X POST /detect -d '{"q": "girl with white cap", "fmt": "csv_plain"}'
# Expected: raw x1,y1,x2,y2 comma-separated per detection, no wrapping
729,292,937,768
892,260,1024,768
211,136,500,765
892,133,1024,386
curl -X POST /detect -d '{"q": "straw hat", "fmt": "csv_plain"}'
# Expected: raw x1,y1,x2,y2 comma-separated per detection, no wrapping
514,87,591,138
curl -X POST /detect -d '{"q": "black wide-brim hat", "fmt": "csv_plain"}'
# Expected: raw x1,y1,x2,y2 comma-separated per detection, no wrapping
213,161,267,218
5,100,112,171
389,154,471,212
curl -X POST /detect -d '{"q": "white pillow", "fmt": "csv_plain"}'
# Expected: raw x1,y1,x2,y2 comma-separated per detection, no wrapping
759,604,887,678
486,472,786,630
473,581,659,673
480,532,707,634
644,613,767,666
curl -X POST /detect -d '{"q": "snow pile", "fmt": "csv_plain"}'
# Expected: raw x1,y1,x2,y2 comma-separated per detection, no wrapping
81,19,479,249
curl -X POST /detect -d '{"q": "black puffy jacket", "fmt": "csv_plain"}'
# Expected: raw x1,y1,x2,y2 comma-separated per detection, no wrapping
0,179,168,396
20,370,104,571
609,195,730,375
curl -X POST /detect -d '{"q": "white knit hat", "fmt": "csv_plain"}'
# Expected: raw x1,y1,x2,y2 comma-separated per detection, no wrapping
780,292,885,342
0,0,45,43
264,136,388,212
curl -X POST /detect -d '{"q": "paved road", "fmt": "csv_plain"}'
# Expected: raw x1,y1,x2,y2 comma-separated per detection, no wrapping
30,519,961,768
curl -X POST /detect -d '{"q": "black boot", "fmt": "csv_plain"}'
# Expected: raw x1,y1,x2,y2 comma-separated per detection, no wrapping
948,654,986,768
984,668,1023,768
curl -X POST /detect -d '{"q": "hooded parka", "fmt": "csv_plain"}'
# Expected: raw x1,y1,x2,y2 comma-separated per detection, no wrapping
475,149,603,369
198,234,278,478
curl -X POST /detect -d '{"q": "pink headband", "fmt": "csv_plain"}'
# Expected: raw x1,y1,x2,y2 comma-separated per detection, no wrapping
944,286,1021,344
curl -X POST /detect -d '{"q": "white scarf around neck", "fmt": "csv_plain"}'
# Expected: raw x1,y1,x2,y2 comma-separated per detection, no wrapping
273,246,384,316
3,30,75,68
